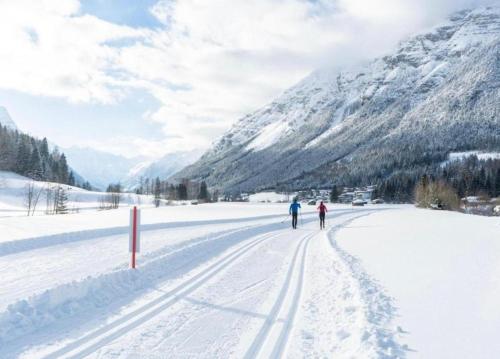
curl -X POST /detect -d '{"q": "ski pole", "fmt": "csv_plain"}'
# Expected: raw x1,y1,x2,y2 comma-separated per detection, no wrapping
300,211,303,226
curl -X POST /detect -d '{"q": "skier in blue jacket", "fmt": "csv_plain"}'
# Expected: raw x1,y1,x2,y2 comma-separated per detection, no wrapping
289,198,301,229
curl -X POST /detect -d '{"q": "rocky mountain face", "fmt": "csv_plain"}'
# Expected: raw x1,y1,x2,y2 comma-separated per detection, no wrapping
174,5,500,193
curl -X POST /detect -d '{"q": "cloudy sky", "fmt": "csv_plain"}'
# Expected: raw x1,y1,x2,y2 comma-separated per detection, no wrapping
0,0,493,159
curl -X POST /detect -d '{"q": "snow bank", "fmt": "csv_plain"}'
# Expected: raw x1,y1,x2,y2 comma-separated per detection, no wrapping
0,221,288,345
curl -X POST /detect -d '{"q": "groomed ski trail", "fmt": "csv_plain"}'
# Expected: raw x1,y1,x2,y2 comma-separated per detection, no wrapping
4,207,406,358
32,230,285,359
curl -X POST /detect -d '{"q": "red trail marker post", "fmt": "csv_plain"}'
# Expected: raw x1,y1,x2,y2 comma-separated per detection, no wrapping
129,206,141,269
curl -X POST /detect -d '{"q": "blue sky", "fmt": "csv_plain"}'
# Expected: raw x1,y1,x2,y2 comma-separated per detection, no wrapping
80,0,163,28
1,88,164,157
0,0,491,159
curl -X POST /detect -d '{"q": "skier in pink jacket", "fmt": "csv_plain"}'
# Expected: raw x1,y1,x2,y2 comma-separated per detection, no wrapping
317,201,327,229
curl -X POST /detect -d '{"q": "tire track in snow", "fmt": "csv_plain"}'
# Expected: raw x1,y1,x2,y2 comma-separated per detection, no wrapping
41,229,286,359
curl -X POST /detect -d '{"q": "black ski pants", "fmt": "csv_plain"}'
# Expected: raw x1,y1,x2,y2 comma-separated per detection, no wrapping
292,212,298,229
319,212,325,229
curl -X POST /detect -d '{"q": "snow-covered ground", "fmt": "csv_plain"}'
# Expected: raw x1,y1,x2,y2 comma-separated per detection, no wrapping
248,191,296,203
0,171,153,217
0,202,498,358
337,208,500,359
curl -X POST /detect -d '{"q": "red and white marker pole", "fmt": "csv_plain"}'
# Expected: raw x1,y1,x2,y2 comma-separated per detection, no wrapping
129,206,141,269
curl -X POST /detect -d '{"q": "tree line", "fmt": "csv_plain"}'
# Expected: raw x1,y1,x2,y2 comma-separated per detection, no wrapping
0,123,90,188
134,177,215,205
372,156,500,203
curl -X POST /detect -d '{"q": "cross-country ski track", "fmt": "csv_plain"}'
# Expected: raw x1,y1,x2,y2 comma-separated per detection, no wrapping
1,207,407,358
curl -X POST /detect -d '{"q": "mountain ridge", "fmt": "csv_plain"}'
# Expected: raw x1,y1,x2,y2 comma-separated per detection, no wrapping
173,5,500,193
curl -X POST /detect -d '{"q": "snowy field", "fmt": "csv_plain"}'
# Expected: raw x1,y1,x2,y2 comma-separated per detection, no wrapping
0,171,153,217
0,202,498,358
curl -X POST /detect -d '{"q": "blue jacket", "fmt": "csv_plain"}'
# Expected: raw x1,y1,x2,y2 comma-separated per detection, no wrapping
289,202,301,214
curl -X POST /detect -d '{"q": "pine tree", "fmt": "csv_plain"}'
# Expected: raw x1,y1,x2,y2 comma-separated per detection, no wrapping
329,185,338,203
177,184,188,200
198,181,209,202
16,140,31,176
28,147,43,179
55,186,68,214
59,153,69,184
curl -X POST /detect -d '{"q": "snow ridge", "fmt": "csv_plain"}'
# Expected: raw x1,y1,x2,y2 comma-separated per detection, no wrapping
328,225,407,357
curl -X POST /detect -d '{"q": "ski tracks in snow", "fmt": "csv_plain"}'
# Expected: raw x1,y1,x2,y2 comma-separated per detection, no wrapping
41,230,288,359
243,230,314,359
289,214,408,358
4,208,408,358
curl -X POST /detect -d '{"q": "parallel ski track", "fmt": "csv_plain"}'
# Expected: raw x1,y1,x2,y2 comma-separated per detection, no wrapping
244,211,375,359
43,229,285,359
244,230,315,359
36,209,373,359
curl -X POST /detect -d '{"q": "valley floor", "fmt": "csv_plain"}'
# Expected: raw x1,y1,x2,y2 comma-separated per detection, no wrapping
0,203,498,358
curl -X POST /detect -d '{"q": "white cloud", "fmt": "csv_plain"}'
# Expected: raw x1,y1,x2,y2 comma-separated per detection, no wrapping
0,0,144,103
0,0,495,157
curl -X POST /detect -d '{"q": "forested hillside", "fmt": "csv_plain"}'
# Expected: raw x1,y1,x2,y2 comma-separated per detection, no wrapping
0,123,89,189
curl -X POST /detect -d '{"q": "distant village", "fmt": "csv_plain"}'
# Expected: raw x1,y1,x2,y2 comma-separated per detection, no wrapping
227,185,381,206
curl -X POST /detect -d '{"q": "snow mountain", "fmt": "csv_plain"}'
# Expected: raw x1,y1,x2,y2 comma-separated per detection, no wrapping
62,147,144,191
64,146,203,191
174,5,500,193
123,149,203,189
0,107,18,130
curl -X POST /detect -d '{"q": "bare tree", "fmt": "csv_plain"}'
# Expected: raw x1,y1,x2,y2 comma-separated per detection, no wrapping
24,181,43,216
106,183,122,209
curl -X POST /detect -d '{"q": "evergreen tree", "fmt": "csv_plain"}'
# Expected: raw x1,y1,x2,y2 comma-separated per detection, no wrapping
40,138,49,159
177,184,188,200
16,140,31,176
28,146,43,179
59,153,69,184
198,181,209,202
55,186,69,214
329,185,338,203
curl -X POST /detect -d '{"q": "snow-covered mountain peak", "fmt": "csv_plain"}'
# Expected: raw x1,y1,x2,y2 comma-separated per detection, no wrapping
175,5,500,193
208,5,500,156
0,107,18,130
